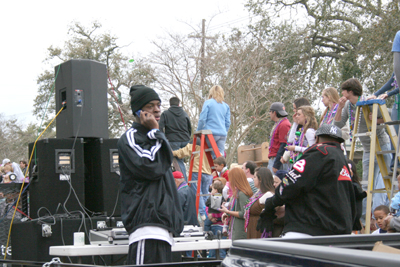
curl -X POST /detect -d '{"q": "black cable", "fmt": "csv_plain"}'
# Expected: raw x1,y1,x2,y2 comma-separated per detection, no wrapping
108,187,120,218
61,167,94,219
60,217,73,263
61,167,73,217
37,207,56,224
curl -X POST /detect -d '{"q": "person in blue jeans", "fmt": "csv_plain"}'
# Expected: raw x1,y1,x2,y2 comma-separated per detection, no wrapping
197,85,231,158
367,30,400,169
172,142,213,220
367,73,399,169
159,97,192,181
334,78,391,223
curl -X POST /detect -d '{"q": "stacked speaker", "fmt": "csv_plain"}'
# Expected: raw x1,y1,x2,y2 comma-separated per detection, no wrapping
28,59,120,218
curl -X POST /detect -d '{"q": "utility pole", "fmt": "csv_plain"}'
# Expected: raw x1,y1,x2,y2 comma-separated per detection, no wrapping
200,19,205,98
189,19,214,99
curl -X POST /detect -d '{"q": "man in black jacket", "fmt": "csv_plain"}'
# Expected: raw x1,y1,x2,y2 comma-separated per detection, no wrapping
260,124,356,238
159,97,191,180
118,85,184,265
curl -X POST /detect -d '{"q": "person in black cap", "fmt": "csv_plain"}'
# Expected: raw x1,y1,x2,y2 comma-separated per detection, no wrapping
267,102,291,174
118,85,184,265
159,97,192,181
258,124,356,238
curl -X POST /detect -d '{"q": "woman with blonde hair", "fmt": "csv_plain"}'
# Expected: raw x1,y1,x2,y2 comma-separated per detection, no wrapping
197,85,231,157
320,87,340,126
220,168,252,241
283,106,318,163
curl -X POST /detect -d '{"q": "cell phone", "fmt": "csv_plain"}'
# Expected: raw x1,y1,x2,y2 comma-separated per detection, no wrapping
135,109,142,117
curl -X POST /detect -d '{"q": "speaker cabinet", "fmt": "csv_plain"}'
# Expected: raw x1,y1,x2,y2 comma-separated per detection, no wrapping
55,59,109,139
11,217,122,263
84,138,120,216
28,138,85,218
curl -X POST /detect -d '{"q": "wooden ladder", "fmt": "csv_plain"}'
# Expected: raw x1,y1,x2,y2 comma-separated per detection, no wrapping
349,99,399,234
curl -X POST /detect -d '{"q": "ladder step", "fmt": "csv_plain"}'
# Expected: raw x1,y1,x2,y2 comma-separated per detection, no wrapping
383,175,396,179
192,148,213,154
188,181,197,184
200,193,211,197
353,133,371,137
194,130,213,135
384,120,400,125
370,189,389,193
385,169,400,176
376,150,396,154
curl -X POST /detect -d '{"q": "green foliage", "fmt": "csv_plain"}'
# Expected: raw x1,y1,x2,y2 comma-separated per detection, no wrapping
245,0,400,95
26,2,400,166
0,114,52,163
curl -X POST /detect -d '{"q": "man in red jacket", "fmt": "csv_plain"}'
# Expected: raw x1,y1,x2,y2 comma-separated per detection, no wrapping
267,102,291,174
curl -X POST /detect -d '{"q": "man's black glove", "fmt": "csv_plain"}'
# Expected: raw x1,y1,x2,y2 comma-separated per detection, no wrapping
257,207,276,232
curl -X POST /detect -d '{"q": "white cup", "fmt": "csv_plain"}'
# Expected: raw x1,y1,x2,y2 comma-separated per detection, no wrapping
74,232,85,246
282,150,291,162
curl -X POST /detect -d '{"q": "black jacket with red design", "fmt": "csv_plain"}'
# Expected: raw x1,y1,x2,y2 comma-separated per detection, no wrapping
264,141,356,236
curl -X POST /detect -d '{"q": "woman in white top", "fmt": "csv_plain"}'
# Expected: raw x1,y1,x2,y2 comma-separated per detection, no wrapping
320,87,340,126
283,106,318,163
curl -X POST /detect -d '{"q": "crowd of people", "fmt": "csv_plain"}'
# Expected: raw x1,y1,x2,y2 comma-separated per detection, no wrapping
118,81,400,265
0,159,27,183
117,31,400,265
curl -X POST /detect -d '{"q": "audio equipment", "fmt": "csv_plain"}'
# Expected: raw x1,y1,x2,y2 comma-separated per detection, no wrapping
55,59,109,139
84,138,120,216
11,217,121,264
28,138,85,218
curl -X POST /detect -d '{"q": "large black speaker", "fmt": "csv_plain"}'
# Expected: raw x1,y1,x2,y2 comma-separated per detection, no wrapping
84,138,120,216
55,59,109,139
11,217,122,264
28,138,85,219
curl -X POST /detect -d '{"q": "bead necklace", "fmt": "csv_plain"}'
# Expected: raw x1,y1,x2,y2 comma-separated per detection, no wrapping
243,190,263,232
289,127,305,163
392,75,399,90
322,103,339,125
177,181,188,191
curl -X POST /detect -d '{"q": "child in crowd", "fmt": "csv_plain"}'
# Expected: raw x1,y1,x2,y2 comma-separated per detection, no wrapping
212,156,229,181
273,175,281,188
2,165,15,184
347,159,367,232
205,179,226,259
372,205,390,234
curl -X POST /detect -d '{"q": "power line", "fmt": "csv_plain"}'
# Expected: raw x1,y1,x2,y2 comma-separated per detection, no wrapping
207,15,254,31
187,15,256,36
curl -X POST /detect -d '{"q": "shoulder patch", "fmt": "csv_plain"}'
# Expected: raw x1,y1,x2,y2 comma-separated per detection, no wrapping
293,159,306,173
338,165,352,181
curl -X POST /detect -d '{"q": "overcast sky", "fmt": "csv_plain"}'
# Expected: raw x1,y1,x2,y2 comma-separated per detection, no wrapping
1,0,251,125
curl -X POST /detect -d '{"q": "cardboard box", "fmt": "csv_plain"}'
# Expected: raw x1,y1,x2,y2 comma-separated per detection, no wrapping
373,241,400,255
